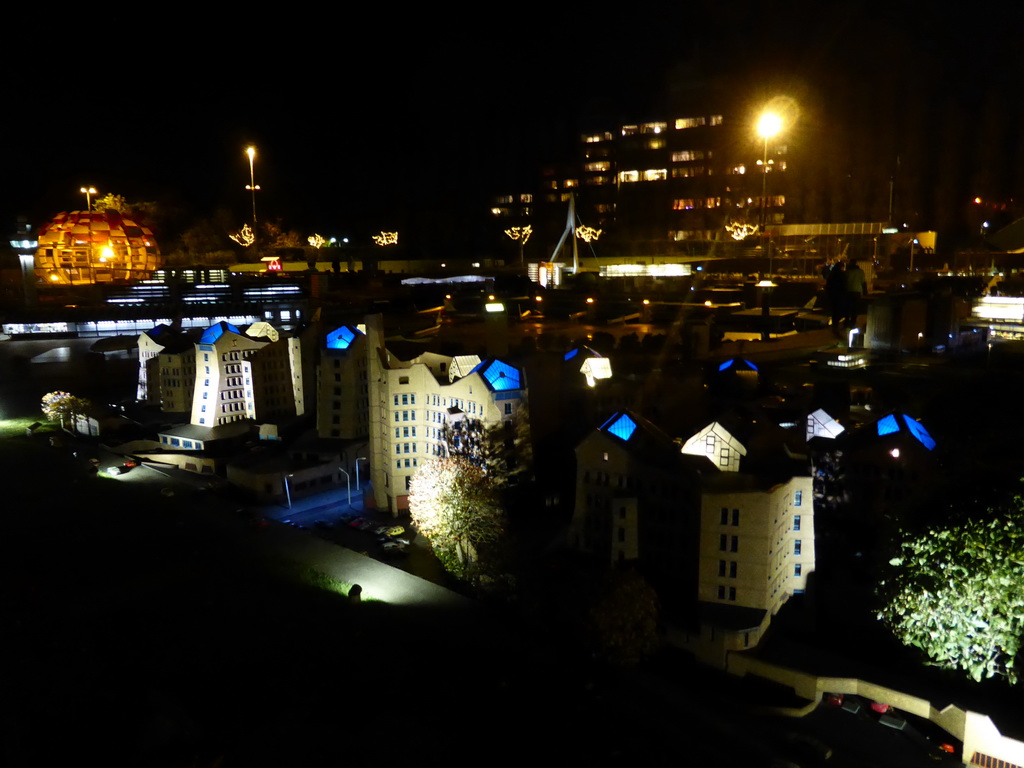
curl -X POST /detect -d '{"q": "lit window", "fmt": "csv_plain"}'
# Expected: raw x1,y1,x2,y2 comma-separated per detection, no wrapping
795,490,803,507
618,170,640,183
671,166,704,178
642,169,667,181
710,115,723,126
584,161,611,172
583,132,613,143
794,564,802,577
794,540,802,556
585,176,610,185
793,515,801,531
672,199,696,210
563,179,578,188
671,150,705,162
646,138,665,149
675,117,706,130
621,124,638,136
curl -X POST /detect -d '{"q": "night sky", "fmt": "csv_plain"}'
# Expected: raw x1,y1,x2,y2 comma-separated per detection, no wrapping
4,4,1022,250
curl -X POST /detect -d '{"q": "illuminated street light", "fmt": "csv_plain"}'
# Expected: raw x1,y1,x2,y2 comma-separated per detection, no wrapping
756,110,783,271
80,187,97,212
245,146,260,228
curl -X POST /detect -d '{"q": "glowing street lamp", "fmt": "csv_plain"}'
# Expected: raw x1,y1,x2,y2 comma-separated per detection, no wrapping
80,187,97,213
245,146,260,227
756,111,782,268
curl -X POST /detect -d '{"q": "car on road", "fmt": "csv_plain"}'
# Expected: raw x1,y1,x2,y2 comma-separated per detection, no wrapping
106,465,126,476
349,517,368,529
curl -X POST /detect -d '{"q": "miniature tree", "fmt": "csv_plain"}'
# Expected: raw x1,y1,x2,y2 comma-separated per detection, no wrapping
40,391,92,432
408,457,505,583
878,500,1024,684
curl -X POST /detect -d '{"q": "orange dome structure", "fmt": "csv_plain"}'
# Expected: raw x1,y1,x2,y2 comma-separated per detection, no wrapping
34,210,161,285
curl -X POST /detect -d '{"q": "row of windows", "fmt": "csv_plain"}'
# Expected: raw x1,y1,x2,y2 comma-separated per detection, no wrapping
396,458,419,469
393,393,417,406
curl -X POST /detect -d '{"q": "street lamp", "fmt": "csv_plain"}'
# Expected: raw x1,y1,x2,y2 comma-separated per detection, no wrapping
245,146,260,228
80,187,97,213
355,456,369,491
756,111,782,272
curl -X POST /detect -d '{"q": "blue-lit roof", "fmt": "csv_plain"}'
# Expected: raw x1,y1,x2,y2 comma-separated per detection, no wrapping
903,416,936,451
472,359,521,391
718,358,758,372
874,413,936,451
326,325,363,350
564,348,579,361
600,412,637,442
200,321,240,344
876,414,899,437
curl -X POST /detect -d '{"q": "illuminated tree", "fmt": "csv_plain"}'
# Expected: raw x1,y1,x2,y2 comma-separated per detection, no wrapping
441,417,532,488
40,391,92,431
408,457,505,582
878,503,1024,684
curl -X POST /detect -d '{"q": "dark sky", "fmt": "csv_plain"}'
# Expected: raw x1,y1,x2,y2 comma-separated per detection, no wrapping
4,4,1022,248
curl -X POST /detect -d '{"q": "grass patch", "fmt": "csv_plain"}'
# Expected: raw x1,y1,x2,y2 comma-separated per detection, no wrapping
0,417,58,439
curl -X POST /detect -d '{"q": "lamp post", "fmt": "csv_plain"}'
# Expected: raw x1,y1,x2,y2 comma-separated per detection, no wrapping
337,467,352,507
355,456,369,491
756,112,782,273
80,187,97,213
245,147,260,228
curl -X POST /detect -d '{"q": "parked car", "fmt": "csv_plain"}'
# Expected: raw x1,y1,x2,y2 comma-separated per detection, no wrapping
106,466,124,476
384,526,405,537
349,517,368,529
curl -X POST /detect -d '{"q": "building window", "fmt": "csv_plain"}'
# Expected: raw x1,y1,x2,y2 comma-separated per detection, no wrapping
718,560,726,577
795,490,803,507
729,561,737,578
671,150,706,162
717,585,725,599
719,534,727,551
732,509,739,526
720,507,728,525
675,117,706,130
731,536,738,553
504,403,512,415
617,528,625,543
793,515,801,531
794,563,802,577
729,587,736,601
794,540,802,556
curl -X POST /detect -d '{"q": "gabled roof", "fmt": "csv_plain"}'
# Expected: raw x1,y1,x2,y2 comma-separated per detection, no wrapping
471,359,522,391
874,412,936,451
246,321,280,342
326,324,364,350
564,345,602,362
717,357,759,373
449,355,483,382
200,321,241,344
806,408,845,440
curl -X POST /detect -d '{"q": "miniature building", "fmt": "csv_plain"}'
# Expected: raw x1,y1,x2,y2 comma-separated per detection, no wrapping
572,409,815,668
363,315,530,513
34,210,160,285
317,324,369,440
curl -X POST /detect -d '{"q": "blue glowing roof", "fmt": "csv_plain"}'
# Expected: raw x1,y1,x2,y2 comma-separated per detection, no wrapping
876,414,899,437
564,348,579,361
600,412,637,442
718,358,758,372
903,416,936,451
326,325,363,350
472,359,521,391
200,321,241,344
